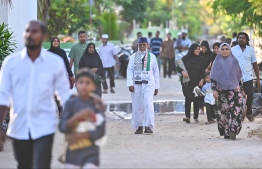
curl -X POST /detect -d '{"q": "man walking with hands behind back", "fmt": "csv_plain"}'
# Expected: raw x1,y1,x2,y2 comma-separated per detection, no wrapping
0,21,71,168
231,32,260,122
127,37,160,134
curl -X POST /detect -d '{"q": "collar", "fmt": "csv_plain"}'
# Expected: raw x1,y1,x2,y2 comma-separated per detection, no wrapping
21,48,46,61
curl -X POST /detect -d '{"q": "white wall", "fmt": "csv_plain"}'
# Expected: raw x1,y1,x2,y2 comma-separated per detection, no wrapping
0,0,37,51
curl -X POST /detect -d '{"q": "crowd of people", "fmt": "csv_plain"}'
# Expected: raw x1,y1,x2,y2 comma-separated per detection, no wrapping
0,20,260,169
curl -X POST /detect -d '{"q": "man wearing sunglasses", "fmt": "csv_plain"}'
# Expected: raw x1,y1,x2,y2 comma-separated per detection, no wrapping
127,37,160,134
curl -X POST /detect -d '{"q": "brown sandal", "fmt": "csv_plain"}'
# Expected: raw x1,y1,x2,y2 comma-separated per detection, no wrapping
205,121,212,125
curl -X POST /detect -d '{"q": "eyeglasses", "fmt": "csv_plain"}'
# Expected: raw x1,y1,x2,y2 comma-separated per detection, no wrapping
139,43,147,47
221,48,229,51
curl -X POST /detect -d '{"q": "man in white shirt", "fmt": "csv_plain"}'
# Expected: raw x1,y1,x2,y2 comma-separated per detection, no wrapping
231,32,260,122
173,30,192,61
0,21,71,168
98,34,119,94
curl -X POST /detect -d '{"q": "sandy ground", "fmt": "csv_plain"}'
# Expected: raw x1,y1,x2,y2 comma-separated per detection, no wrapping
1,75,262,168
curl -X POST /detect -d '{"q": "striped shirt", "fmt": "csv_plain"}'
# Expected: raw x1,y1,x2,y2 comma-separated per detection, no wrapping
150,38,163,56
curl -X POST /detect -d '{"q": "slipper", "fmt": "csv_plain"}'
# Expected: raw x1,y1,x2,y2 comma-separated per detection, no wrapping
102,90,108,94
194,119,200,123
205,121,212,125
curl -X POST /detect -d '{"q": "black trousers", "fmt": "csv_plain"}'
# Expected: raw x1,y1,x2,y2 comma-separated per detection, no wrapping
11,134,54,169
102,66,115,90
182,83,200,119
163,58,174,77
185,97,200,119
205,103,215,121
243,80,253,115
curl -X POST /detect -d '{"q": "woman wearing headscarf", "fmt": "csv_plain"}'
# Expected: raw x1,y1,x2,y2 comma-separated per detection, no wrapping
199,41,216,115
48,37,74,116
211,43,244,140
177,43,205,123
206,42,221,72
79,43,104,97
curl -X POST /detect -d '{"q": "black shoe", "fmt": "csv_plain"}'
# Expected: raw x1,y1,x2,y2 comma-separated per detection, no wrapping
224,136,230,139
135,126,143,134
144,127,153,134
110,89,115,93
183,117,190,123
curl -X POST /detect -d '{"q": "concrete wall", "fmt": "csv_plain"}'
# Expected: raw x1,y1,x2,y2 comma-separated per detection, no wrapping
0,0,37,51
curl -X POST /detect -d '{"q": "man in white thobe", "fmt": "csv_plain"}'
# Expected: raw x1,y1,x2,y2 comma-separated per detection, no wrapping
127,37,160,134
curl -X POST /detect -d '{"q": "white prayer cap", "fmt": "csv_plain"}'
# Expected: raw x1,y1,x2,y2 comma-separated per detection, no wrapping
102,34,109,39
182,30,188,34
178,32,182,36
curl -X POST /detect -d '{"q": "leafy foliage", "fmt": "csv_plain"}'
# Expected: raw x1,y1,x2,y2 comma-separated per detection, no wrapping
212,0,262,37
0,23,16,63
101,12,119,40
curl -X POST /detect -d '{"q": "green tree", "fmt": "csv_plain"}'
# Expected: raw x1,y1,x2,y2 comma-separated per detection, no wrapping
212,0,262,37
100,11,119,40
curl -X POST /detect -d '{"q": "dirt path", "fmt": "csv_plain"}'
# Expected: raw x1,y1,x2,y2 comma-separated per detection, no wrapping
0,114,261,168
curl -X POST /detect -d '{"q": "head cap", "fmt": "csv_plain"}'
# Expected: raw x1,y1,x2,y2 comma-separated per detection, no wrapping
102,34,109,39
137,37,148,44
182,30,188,34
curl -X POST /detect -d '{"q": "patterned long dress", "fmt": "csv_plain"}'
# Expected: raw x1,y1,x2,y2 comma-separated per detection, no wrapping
211,79,244,136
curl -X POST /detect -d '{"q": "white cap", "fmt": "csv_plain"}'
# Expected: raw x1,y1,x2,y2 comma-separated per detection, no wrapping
182,30,188,34
102,34,109,39
178,32,182,36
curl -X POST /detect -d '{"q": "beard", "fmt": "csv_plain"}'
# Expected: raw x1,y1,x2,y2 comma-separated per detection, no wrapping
25,42,42,50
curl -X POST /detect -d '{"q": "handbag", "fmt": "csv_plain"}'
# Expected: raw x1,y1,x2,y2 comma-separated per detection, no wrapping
94,73,105,84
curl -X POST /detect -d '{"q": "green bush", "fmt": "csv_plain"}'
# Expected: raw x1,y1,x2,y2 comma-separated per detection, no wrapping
0,23,17,64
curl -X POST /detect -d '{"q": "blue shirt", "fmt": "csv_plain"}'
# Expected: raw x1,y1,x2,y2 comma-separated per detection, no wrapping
150,38,163,56
202,82,215,105
231,45,257,82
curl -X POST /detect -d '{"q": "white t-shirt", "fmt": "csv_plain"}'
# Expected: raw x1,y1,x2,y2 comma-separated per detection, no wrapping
98,42,118,68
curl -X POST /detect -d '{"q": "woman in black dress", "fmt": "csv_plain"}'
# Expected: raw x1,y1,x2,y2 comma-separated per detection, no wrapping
48,37,74,115
177,43,205,123
79,43,104,97
199,40,216,114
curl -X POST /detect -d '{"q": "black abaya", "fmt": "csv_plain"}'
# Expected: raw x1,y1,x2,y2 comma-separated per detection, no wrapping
79,43,104,97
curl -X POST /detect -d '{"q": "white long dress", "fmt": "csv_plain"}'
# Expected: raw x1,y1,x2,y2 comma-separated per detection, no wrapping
127,51,160,129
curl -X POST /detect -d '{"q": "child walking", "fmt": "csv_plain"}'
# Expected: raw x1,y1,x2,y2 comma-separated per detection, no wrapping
202,72,216,124
59,68,106,169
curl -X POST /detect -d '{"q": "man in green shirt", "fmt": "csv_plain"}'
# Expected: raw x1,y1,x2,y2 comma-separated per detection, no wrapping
69,30,88,76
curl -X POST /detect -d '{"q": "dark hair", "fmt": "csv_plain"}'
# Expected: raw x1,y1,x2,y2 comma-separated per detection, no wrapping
148,32,152,36
29,20,47,34
167,32,172,36
225,38,232,45
237,32,250,45
78,30,87,36
232,41,238,46
213,42,221,49
233,32,237,37
173,38,177,41
137,32,142,35
75,68,95,82
156,31,160,34
204,72,210,78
